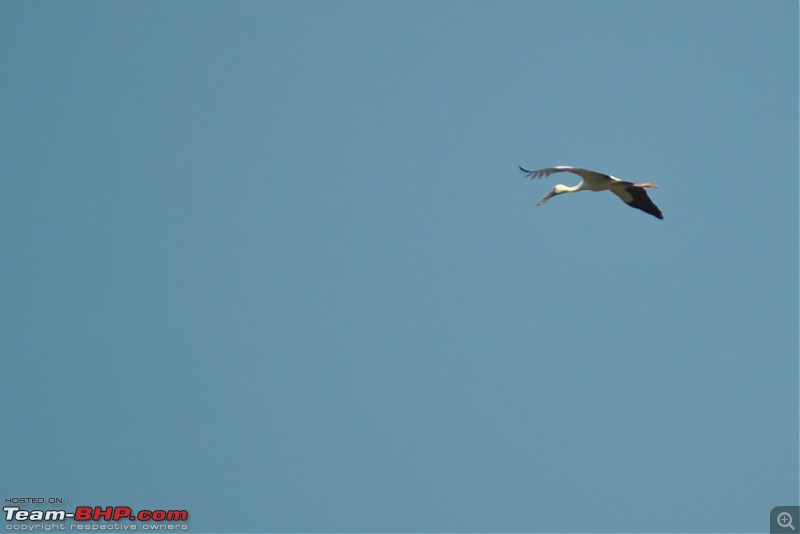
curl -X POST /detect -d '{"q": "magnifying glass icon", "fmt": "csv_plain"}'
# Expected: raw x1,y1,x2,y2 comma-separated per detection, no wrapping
778,512,796,530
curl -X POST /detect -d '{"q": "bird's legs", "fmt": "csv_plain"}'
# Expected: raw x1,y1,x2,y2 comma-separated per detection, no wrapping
633,182,658,188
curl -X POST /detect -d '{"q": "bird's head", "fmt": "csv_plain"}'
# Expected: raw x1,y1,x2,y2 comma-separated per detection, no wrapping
536,184,569,206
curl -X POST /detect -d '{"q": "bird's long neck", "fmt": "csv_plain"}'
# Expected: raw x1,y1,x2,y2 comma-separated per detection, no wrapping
558,183,583,194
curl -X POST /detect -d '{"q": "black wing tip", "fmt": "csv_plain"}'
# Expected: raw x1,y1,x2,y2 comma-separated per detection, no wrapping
624,185,664,219
519,166,532,173
635,206,664,219
639,206,664,220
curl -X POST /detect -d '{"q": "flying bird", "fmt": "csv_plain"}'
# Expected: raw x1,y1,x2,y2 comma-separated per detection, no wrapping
519,165,664,220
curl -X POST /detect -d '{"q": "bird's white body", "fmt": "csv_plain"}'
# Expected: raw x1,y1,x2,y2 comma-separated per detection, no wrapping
519,165,664,219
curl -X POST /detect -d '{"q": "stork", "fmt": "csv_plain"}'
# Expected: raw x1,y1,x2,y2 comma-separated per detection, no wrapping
519,165,664,220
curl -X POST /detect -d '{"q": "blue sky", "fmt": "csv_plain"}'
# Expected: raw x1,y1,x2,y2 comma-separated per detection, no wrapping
2,2,797,533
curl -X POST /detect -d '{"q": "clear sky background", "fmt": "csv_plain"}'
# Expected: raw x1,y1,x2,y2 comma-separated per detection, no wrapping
2,2,797,533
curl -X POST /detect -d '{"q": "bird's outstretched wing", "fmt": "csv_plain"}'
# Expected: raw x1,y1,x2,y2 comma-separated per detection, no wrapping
611,185,664,220
519,166,616,183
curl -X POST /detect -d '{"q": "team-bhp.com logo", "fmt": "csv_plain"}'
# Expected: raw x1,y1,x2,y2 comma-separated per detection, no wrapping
4,505,188,530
